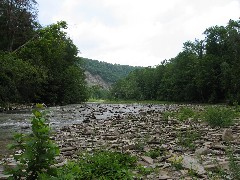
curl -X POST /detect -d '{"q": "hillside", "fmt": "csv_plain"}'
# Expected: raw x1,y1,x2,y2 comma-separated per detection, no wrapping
82,58,142,87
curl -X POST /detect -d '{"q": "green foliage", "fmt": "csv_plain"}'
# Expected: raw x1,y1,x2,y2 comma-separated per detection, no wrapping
203,107,236,127
112,19,240,104
136,165,154,176
168,154,183,170
134,141,145,151
88,85,111,100
0,0,38,52
0,52,47,104
144,148,164,159
40,150,137,180
5,105,59,179
0,21,88,105
176,107,197,121
162,107,199,121
162,111,175,121
177,130,200,150
83,58,142,84
16,21,88,105
227,148,240,179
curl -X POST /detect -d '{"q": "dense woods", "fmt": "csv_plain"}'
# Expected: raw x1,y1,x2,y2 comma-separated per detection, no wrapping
82,58,141,84
112,19,240,104
0,0,88,105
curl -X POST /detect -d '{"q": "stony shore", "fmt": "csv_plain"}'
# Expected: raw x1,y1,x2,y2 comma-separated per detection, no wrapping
1,103,240,179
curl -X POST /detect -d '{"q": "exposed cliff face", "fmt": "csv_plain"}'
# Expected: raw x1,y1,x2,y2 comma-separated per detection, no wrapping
84,71,111,89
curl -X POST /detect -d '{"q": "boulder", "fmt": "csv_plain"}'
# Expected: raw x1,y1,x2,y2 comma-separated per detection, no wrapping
141,156,154,164
182,155,206,175
222,129,233,142
195,147,210,155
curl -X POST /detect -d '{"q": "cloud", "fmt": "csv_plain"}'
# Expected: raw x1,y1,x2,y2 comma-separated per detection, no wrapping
37,0,240,66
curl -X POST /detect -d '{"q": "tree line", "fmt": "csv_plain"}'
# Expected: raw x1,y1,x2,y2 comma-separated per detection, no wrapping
0,0,88,106
111,19,240,104
82,58,142,84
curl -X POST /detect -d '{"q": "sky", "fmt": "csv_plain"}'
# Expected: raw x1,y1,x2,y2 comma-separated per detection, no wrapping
37,0,240,67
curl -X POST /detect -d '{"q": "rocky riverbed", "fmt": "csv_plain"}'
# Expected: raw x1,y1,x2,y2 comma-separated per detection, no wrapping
1,103,240,179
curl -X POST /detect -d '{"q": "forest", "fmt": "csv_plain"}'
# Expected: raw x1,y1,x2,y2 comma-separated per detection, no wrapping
1,0,240,106
82,58,141,84
111,19,240,104
0,0,88,105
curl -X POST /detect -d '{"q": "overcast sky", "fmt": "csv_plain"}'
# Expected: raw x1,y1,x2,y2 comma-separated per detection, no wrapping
37,0,240,67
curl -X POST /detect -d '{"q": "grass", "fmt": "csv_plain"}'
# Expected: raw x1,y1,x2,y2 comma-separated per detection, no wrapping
144,148,164,159
162,107,200,121
168,154,183,170
228,148,240,179
177,130,200,150
203,106,237,127
136,165,154,176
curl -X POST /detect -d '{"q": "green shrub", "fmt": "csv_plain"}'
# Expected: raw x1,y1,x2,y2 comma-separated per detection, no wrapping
162,107,199,121
40,150,137,180
177,107,196,121
168,154,183,170
162,111,175,120
177,130,200,150
203,107,236,127
136,165,154,176
144,148,164,159
5,104,59,179
228,149,240,179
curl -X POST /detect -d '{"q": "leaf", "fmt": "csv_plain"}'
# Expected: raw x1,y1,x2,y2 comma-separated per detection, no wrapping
36,103,44,108
32,110,41,118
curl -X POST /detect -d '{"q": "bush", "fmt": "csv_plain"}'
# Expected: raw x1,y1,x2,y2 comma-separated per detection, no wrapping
5,104,59,179
228,148,240,179
40,150,137,180
144,148,164,159
203,107,236,127
162,107,199,121
177,107,196,121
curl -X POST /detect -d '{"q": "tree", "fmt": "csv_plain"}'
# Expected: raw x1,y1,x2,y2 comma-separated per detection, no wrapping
16,21,88,104
0,52,46,104
0,0,38,51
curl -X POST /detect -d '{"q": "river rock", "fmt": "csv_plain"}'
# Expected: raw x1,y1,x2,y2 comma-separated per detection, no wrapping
158,170,171,180
181,155,206,175
61,147,77,152
222,128,233,142
0,174,10,180
204,161,229,171
195,147,210,155
141,156,154,164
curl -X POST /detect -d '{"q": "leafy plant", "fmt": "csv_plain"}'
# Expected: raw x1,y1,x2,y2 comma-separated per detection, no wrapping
136,165,154,176
177,130,200,150
162,107,200,121
203,107,236,127
144,148,164,159
135,141,145,151
162,111,175,121
228,148,240,179
5,104,59,179
176,107,198,121
41,150,137,180
168,154,183,170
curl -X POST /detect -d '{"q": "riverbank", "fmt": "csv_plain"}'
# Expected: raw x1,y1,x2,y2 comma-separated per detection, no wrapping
1,103,240,179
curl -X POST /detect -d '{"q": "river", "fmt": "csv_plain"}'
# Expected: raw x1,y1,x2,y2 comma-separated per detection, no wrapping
0,103,175,157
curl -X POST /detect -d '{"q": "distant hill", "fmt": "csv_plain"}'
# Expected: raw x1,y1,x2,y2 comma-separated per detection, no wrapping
82,58,142,88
